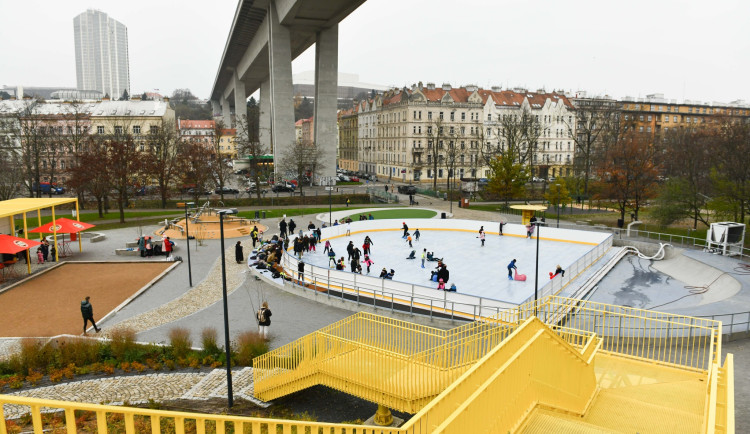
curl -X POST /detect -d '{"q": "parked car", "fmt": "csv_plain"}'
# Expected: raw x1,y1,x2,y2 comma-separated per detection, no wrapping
246,185,267,195
186,188,211,196
272,183,295,193
548,177,556,182
531,176,544,182
338,175,351,182
397,185,417,195
215,187,240,195
349,176,360,182
33,182,65,195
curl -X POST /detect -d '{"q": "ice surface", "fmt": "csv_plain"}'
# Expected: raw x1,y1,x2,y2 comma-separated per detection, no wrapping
298,228,597,304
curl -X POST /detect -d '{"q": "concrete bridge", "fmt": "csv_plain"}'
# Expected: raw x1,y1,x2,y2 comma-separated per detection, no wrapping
210,0,365,181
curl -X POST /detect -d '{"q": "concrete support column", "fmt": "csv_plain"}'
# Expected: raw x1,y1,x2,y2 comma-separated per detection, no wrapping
233,70,246,132
211,100,221,118
313,24,339,183
267,1,295,177
222,98,232,127
259,79,271,151
232,70,247,143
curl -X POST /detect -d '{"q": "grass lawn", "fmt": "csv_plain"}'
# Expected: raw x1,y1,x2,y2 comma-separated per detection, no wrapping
346,209,437,220
237,207,367,220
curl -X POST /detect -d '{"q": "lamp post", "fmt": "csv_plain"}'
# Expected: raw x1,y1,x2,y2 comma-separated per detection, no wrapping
534,221,540,316
218,208,238,408
328,177,333,226
180,202,195,286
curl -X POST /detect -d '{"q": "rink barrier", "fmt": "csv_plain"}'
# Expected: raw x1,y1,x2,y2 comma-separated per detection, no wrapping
281,219,612,319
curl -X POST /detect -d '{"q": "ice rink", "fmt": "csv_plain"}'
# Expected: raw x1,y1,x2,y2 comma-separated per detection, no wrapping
296,223,600,304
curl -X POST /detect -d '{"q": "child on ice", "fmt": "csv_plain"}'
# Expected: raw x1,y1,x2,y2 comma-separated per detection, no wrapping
363,255,374,274
507,259,517,280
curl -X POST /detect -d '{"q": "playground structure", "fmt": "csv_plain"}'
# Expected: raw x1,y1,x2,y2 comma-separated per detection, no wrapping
157,202,266,240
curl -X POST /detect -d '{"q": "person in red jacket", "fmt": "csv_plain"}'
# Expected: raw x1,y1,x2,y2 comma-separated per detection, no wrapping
163,237,173,258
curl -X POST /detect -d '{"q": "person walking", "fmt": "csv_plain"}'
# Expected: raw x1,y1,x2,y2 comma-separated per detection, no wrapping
235,241,244,264
347,241,355,260
256,301,272,339
346,197,350,207
421,248,426,268
507,259,517,281
288,219,296,236
279,218,288,238
81,296,101,334
251,226,259,248
297,261,305,281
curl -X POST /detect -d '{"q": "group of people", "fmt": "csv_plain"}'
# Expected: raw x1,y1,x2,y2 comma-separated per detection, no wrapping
136,236,173,259
35,239,55,264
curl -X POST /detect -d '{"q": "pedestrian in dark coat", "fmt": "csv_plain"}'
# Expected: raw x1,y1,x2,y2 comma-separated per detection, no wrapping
437,265,450,283
347,241,355,260
289,219,296,235
256,301,272,339
279,219,287,238
402,222,409,238
235,241,244,264
80,296,101,334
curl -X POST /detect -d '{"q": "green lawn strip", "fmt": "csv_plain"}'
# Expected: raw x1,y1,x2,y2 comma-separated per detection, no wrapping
237,207,364,220
346,209,437,220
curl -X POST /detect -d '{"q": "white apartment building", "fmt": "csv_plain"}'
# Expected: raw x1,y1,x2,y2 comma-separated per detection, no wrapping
358,99,378,175
73,9,131,98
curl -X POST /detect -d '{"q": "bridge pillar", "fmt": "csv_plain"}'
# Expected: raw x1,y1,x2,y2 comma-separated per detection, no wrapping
211,100,221,118
267,1,295,178
313,24,339,183
259,78,271,152
233,70,247,131
222,99,232,127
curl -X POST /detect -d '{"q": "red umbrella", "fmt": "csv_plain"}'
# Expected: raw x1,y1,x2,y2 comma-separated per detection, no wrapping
28,218,95,235
0,234,42,254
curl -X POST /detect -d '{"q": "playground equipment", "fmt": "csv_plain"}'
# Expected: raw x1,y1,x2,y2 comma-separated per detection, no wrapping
158,202,266,240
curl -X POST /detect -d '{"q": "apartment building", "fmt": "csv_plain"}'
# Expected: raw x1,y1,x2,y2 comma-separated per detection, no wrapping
338,107,358,172
178,119,215,146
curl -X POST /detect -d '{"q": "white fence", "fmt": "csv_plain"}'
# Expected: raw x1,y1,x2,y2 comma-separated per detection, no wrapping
280,219,612,320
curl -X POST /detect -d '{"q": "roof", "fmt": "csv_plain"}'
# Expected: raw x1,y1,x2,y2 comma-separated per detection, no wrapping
0,100,171,117
179,120,215,129
220,128,236,135
0,198,79,220
92,101,169,117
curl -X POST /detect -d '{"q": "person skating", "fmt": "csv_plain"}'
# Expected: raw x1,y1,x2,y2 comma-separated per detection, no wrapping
414,229,420,241
421,248,427,268
337,257,345,270
379,267,388,278
352,247,361,263
308,221,316,231
552,265,565,278
499,220,505,236
507,259,517,280
256,302,272,339
526,224,533,238
324,240,332,254
346,241,355,260
479,230,485,247
406,233,413,247
81,296,101,334
350,257,358,272
328,249,337,268
364,255,374,274
402,222,409,238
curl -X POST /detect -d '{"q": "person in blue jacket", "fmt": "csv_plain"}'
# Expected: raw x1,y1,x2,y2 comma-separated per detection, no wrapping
507,259,517,281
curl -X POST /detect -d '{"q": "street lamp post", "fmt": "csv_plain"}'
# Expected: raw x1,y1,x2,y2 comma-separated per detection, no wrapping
534,221,540,316
328,178,333,226
218,208,238,408
181,202,195,286
555,184,561,228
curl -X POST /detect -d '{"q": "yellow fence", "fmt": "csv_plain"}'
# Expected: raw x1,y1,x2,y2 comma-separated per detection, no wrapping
494,295,722,372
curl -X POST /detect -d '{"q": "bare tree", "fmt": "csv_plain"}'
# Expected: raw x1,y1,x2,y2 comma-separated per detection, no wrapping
68,138,110,217
235,114,268,201
565,98,620,197
424,117,447,191
279,141,324,195
17,100,46,197
0,151,24,200
60,101,92,205
209,119,235,200
176,141,214,203
711,116,750,224
144,123,181,208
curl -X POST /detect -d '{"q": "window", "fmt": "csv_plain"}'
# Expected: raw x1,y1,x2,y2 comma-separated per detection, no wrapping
639,115,644,121
439,112,444,120
97,126,104,134
150,126,159,134
114,126,123,135
639,126,644,132
428,112,432,120
674,116,678,122
461,112,465,121
133,125,141,134
450,112,455,121
647,115,652,121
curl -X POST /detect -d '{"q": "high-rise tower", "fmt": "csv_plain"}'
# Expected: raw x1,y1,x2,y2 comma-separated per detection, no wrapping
73,9,130,98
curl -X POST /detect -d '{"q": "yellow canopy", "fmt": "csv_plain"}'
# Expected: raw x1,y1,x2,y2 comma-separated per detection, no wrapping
510,204,548,225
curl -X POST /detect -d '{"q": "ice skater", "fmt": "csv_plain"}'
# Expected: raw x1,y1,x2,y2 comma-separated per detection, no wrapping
406,233,413,248
479,230,485,247
347,241,355,260
526,224,534,238
550,265,565,279
414,229,420,241
402,222,409,238
421,248,427,268
499,220,505,236
324,240,332,254
346,221,351,236
364,255,374,273
328,249,337,268
507,259,517,280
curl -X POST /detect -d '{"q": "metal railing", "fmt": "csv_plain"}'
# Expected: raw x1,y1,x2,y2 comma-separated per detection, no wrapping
493,295,723,373
366,187,400,203
281,251,516,321
699,311,750,340
521,234,613,304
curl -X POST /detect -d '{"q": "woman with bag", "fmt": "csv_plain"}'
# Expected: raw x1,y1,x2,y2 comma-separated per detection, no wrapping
256,301,272,339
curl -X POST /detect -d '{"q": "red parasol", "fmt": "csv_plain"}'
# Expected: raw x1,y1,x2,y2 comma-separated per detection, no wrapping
0,234,42,254
28,218,95,235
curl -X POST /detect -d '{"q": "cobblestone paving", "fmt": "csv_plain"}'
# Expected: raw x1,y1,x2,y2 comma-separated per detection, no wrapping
3,368,267,418
110,245,247,334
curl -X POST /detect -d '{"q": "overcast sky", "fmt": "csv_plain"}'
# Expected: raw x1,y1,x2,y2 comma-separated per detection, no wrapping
2,0,748,104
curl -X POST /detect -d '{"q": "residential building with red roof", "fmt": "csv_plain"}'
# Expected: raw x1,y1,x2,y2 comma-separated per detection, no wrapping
178,119,215,146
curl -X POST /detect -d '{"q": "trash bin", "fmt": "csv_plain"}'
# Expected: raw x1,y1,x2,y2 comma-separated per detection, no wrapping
254,211,260,219
262,211,267,219
617,218,624,228
441,212,447,219
461,198,470,208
